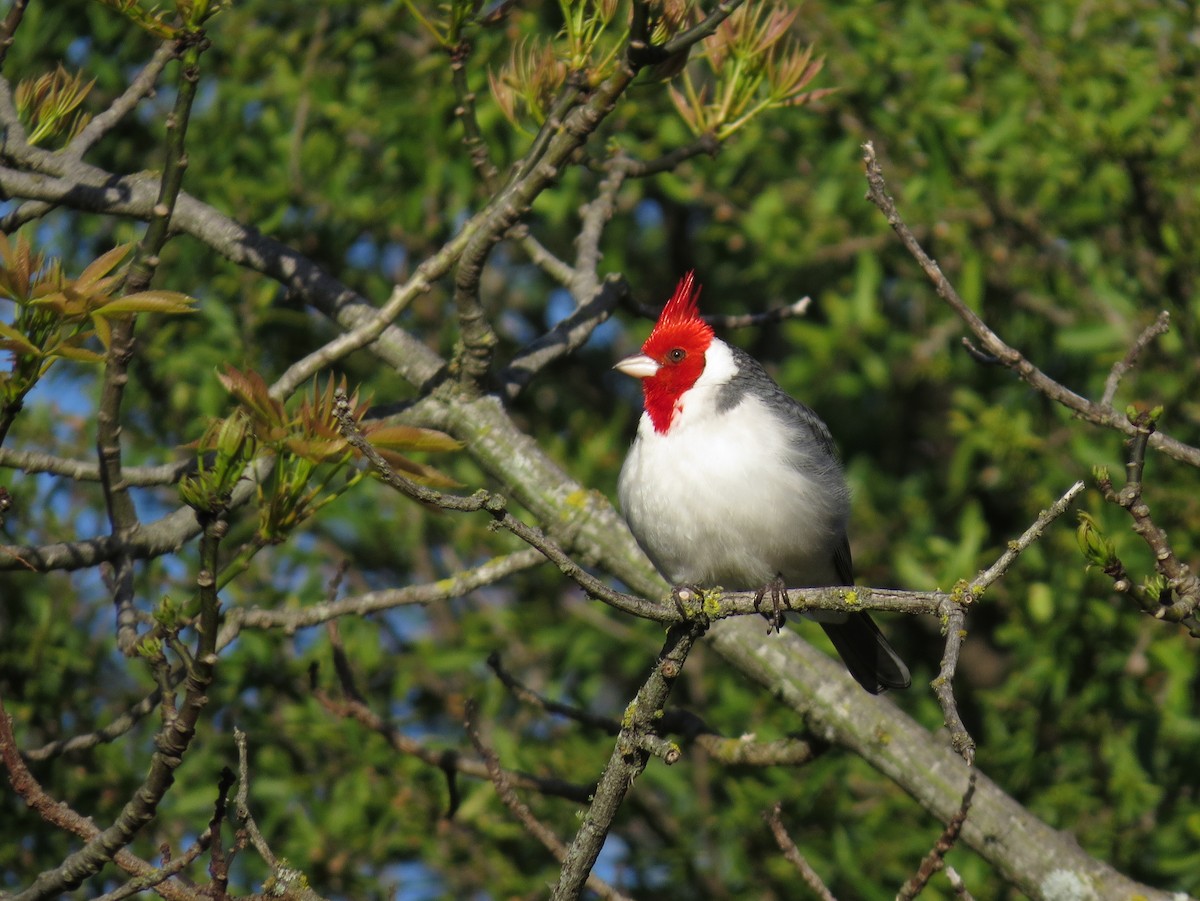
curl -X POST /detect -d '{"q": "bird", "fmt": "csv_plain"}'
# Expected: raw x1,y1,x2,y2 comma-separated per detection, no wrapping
615,271,910,693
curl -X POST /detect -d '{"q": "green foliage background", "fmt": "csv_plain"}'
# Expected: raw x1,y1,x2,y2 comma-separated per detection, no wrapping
1,1,1198,898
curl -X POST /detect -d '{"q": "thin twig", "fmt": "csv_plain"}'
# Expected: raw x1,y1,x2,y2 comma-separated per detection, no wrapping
659,0,744,57
233,727,279,869
944,865,976,900
626,292,814,329
512,227,576,286
451,39,499,189
204,767,235,898
488,649,823,767
499,274,630,399
0,0,29,70
931,480,1086,762
465,701,635,901
1101,311,1171,407
896,770,977,901
969,481,1086,595
0,198,54,232
932,601,974,764
862,140,1200,470
269,269,428,401
619,133,721,178
487,651,615,731
69,42,177,158
1095,414,1200,630
762,803,838,901
220,547,544,645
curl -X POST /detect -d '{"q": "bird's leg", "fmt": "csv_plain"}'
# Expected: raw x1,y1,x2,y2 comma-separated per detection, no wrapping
753,574,790,634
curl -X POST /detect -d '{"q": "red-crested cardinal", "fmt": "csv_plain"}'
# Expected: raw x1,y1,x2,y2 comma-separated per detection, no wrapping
616,272,910,693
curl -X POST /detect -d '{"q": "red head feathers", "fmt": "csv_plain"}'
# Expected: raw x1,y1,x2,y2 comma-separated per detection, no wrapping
636,271,715,433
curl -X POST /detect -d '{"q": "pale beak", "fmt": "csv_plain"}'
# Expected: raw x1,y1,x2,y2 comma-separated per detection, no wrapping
613,353,660,379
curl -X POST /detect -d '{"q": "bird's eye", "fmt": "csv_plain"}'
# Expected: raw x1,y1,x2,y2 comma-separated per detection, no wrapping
667,348,686,363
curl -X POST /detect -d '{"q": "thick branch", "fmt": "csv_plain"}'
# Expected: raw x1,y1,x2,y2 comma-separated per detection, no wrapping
708,618,1176,901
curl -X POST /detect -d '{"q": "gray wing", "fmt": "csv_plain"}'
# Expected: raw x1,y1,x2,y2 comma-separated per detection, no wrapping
716,344,842,464
717,346,910,693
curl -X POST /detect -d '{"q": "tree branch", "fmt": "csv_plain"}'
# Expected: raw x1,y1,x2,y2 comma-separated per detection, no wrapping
861,141,1200,469
551,620,707,899
68,42,177,159
12,515,226,900
0,690,206,901
0,0,29,70
896,770,977,901
763,803,838,901
464,701,634,901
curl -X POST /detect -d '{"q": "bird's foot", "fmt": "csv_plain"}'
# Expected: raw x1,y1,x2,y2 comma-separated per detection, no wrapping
753,575,790,634
670,584,708,621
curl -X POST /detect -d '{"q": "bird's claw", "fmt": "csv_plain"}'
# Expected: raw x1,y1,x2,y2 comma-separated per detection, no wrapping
753,575,790,634
671,584,707,621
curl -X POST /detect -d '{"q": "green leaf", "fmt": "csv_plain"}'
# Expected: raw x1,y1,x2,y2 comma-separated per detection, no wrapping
98,290,197,315
75,244,133,290
364,424,462,452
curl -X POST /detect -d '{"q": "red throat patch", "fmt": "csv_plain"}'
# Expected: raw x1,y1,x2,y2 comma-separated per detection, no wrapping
640,272,715,434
